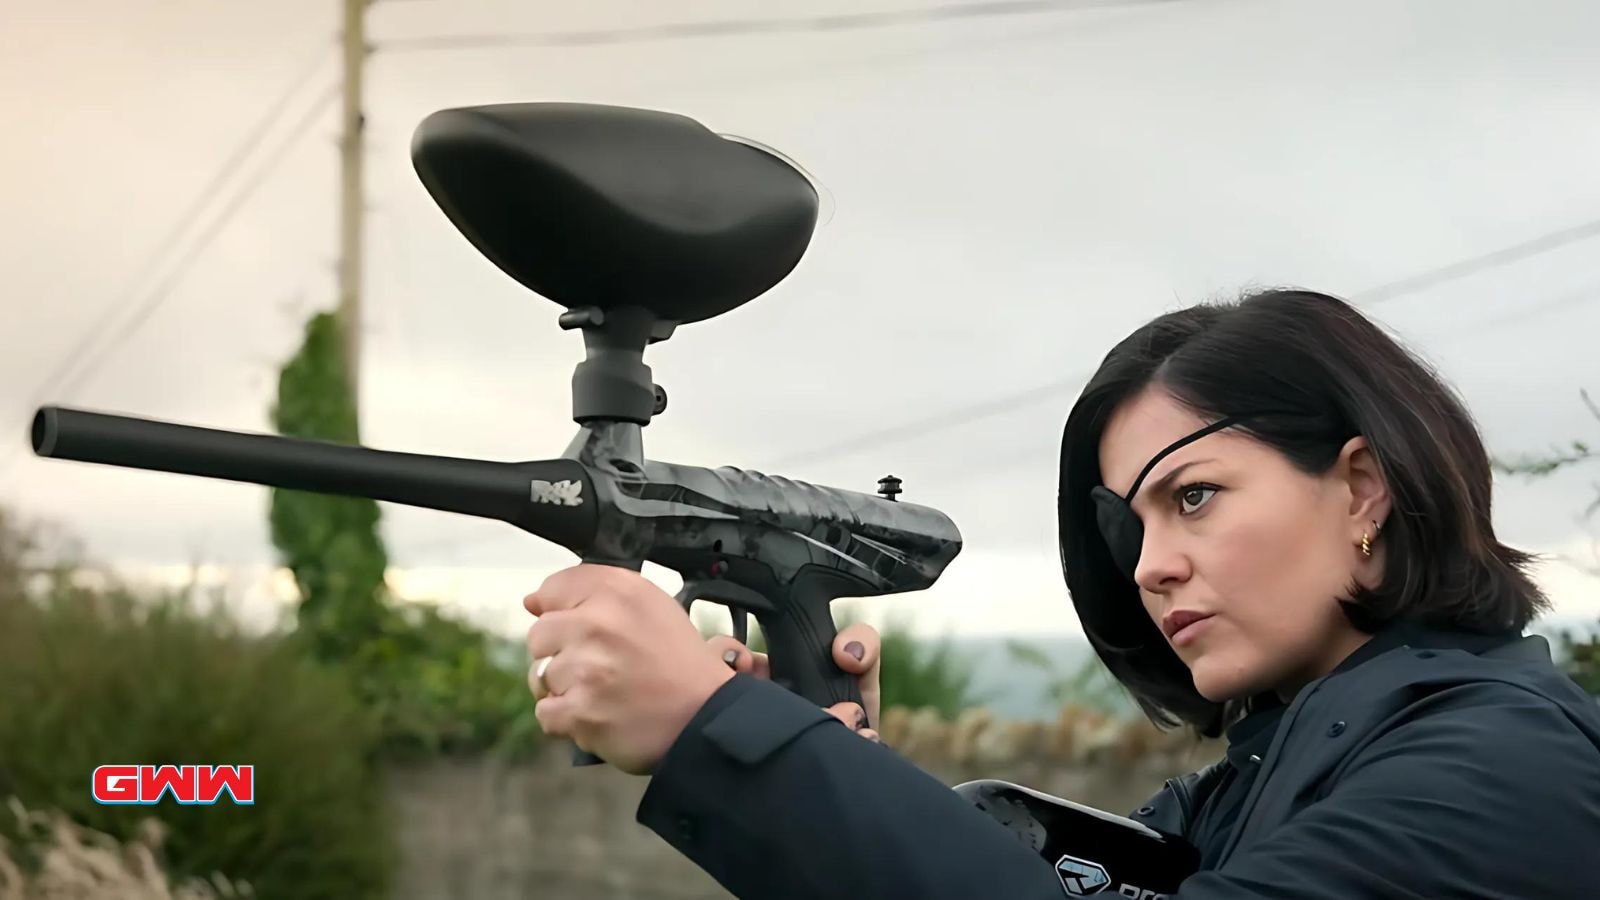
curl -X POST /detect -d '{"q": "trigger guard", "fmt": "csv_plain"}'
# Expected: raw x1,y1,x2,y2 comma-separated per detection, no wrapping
675,582,755,646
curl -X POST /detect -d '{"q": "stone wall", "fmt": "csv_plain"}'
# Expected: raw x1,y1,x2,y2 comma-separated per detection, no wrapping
385,708,1221,900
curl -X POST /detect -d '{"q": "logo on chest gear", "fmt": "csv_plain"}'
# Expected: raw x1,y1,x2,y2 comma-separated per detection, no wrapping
1055,854,1111,895
1054,854,1167,899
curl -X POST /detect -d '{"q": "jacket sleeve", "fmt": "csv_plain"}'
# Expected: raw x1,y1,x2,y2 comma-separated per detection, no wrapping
1171,681,1600,899
636,674,1066,900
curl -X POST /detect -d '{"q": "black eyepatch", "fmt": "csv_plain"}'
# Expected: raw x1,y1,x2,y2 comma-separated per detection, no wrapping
1090,416,1241,583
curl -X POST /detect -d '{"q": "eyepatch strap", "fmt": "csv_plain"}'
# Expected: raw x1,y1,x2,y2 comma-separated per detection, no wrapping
1121,415,1241,502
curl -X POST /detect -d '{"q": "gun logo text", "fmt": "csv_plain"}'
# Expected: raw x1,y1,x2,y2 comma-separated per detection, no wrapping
531,479,584,506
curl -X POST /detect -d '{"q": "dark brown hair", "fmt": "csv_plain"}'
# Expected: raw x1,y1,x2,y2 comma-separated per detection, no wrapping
1057,289,1548,737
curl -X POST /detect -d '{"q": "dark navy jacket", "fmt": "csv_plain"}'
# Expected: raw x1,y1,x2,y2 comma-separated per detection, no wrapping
638,623,1600,898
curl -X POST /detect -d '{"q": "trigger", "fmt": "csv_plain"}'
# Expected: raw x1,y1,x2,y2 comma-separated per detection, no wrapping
732,609,749,646
674,583,698,614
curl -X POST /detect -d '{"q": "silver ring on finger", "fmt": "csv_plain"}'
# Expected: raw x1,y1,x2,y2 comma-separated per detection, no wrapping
534,655,555,698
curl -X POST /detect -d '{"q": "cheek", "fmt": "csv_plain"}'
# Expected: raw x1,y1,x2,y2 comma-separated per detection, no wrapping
1201,494,1349,633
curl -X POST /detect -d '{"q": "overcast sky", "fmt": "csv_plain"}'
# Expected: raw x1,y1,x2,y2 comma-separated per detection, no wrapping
3,0,1599,641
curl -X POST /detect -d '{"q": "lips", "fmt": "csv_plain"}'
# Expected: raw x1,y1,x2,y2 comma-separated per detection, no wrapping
1162,610,1214,639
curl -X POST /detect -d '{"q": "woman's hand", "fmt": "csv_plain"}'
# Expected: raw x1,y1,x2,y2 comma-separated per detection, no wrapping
705,622,884,743
523,564,735,775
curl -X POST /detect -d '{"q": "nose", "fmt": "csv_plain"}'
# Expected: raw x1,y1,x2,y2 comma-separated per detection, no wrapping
1133,521,1191,595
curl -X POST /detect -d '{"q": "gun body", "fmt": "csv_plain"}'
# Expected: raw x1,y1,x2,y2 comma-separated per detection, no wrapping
626,457,960,704
33,407,960,713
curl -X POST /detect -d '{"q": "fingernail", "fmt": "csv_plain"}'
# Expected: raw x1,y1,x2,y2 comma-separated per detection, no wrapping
844,641,865,662
722,649,740,668
856,709,869,730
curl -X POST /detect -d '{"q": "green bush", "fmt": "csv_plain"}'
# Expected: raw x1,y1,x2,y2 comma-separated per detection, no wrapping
1005,640,1135,717
0,572,394,900
874,614,984,719
263,311,543,757
332,601,543,760
269,311,389,664
1554,624,1600,695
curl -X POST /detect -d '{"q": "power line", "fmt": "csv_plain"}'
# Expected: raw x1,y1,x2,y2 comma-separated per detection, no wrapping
1429,280,1600,341
63,84,341,394
1356,217,1600,306
0,83,342,482
1,40,335,482
912,283,1600,481
768,377,1085,470
375,0,1184,53
767,215,1600,471
10,40,337,422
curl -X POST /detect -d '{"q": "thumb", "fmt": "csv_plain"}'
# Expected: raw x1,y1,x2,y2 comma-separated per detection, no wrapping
832,622,880,676
832,622,882,725
705,634,771,679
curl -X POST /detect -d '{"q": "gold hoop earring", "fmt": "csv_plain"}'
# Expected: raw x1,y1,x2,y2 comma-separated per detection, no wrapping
1361,519,1379,558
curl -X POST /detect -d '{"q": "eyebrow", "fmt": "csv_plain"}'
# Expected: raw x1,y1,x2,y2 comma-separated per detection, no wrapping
1130,458,1215,509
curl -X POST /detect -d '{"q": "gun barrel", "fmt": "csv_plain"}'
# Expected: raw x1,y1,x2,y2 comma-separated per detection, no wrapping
31,406,597,550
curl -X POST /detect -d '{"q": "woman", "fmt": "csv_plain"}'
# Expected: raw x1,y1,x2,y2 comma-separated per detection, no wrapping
522,289,1600,898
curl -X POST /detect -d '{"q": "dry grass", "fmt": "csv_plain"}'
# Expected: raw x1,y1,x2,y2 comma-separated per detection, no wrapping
0,798,251,900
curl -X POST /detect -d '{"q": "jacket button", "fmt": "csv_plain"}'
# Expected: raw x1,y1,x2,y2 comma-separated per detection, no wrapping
1136,806,1155,816
1327,721,1347,737
677,815,697,844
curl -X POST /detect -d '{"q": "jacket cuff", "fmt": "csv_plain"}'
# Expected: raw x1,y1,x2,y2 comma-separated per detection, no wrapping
637,674,839,844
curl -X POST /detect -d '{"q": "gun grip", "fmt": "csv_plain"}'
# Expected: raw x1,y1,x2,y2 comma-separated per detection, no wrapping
757,570,866,724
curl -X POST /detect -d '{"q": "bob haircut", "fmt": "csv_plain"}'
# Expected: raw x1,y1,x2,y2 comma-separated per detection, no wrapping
1057,289,1549,737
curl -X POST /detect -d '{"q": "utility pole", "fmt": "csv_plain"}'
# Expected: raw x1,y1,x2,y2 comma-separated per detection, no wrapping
338,0,367,427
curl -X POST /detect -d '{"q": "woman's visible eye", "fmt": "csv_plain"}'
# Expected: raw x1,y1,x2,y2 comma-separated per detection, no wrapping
1176,483,1219,515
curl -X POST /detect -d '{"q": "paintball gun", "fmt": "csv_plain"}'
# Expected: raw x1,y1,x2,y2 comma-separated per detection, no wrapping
28,102,964,765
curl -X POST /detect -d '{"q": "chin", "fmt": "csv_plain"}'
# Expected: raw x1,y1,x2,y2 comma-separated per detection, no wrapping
1188,656,1262,704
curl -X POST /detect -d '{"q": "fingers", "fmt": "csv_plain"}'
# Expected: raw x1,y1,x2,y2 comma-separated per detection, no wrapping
528,654,555,700
832,622,881,675
529,645,585,700
825,701,869,732
533,693,588,750
820,703,886,745
526,608,581,661
704,635,770,679
522,573,577,617
523,563,622,616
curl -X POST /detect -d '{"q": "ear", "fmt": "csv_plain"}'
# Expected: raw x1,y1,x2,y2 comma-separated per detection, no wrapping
1335,436,1391,539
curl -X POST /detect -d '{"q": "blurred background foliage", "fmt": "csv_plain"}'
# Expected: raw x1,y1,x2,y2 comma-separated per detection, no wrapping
0,507,392,899
1493,388,1600,692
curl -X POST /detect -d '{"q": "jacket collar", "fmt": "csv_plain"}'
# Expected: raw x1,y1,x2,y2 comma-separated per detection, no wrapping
1229,619,1526,749
1351,618,1524,661
1146,619,1541,849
